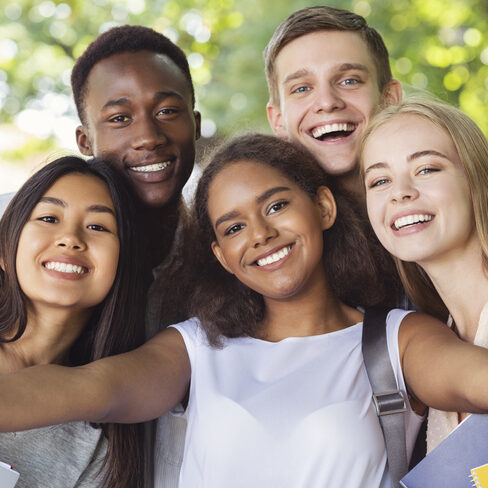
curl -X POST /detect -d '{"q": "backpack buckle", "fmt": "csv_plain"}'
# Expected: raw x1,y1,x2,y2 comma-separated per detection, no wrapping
373,390,407,416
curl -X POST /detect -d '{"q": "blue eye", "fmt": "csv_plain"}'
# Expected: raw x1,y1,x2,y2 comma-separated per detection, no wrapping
340,78,362,87
418,167,440,175
368,178,390,189
292,86,310,94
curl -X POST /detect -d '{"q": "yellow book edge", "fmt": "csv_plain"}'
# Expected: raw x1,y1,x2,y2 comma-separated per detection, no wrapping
470,463,488,488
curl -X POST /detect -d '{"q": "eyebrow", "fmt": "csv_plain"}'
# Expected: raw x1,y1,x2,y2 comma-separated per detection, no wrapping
214,186,290,229
407,150,449,162
338,62,370,74
282,63,370,87
364,149,450,175
101,91,184,110
38,197,115,216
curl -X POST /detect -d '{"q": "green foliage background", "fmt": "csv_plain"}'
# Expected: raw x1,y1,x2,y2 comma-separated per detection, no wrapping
1,0,488,161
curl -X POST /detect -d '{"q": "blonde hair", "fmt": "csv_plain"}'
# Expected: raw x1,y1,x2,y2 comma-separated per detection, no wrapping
359,99,488,319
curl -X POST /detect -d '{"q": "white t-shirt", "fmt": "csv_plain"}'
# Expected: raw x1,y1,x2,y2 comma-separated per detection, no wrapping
171,309,422,488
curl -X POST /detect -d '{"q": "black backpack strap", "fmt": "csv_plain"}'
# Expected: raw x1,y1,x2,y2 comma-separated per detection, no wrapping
362,308,408,488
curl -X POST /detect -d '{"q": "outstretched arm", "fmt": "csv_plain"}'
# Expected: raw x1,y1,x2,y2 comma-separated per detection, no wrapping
0,328,190,431
400,312,488,412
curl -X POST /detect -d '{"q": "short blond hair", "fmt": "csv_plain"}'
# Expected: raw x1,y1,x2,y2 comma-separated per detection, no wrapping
360,99,488,319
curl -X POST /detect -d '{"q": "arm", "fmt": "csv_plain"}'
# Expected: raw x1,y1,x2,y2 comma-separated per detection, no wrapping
399,312,488,412
0,327,190,431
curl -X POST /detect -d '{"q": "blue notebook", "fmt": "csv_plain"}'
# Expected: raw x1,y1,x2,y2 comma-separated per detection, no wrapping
400,414,488,488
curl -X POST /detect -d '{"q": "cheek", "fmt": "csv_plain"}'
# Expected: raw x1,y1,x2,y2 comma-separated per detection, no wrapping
366,195,383,227
15,230,38,272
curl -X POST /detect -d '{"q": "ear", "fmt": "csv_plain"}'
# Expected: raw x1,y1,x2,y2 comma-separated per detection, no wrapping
266,101,288,139
315,186,337,231
76,125,93,156
0,256,4,272
193,110,201,141
211,241,234,275
382,79,402,106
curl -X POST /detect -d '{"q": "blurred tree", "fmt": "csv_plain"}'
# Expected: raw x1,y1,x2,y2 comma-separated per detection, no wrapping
0,0,488,162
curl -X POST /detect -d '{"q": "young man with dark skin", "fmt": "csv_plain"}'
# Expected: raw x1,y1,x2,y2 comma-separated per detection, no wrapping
264,6,402,196
70,26,201,487
0,25,197,488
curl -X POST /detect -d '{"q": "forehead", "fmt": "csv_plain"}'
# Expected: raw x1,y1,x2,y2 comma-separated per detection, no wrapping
368,114,451,147
43,173,113,204
363,114,457,164
208,161,295,207
274,30,378,84
83,50,192,111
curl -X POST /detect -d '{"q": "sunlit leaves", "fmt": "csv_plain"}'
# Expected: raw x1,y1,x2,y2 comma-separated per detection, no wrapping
1,0,488,162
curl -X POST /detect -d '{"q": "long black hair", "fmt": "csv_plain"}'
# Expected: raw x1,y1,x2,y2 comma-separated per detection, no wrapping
0,156,145,487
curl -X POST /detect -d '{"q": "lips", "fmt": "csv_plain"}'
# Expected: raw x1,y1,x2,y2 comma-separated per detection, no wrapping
44,261,88,274
42,257,90,279
253,244,293,267
128,160,173,173
310,122,356,142
391,213,434,231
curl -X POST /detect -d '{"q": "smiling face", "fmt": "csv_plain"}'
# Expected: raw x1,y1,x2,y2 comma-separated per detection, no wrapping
15,173,120,314
363,114,476,266
267,30,401,177
76,50,201,208
207,161,335,301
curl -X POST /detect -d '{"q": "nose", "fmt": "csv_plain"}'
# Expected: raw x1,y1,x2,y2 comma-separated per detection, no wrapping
390,179,419,203
131,116,168,151
250,216,278,248
55,230,87,251
312,84,346,113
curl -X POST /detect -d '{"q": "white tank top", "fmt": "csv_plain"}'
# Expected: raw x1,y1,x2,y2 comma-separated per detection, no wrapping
171,309,422,488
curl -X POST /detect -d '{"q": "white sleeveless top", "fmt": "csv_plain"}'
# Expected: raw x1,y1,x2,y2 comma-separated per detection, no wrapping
171,309,422,488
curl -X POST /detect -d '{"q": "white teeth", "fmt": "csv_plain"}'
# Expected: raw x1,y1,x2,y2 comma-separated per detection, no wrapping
312,123,355,139
394,214,433,230
44,262,86,274
129,161,171,173
256,246,291,267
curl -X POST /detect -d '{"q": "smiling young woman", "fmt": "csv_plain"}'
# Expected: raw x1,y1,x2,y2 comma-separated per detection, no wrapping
360,98,488,452
0,156,145,488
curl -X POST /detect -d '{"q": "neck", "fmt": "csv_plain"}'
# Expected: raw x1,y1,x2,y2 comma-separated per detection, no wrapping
135,197,182,275
421,238,488,342
1,305,90,372
258,268,362,342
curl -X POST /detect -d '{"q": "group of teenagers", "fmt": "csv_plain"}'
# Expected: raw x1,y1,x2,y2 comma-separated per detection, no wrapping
1,5,488,488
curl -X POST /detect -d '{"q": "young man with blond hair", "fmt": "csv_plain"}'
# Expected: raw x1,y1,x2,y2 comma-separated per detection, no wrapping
264,6,401,194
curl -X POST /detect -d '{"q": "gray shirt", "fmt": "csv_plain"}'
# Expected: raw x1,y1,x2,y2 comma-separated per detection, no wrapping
0,422,107,487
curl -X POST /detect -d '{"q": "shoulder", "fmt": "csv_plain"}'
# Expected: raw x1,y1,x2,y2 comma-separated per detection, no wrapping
397,311,455,360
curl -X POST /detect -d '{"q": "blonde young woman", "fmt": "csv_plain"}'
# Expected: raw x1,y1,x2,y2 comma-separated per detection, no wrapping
361,98,488,452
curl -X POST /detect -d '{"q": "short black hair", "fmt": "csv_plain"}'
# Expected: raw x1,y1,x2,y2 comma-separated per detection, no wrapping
71,25,195,123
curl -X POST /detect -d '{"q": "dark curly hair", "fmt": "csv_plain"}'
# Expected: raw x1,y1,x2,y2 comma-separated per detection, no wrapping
0,156,146,488
191,133,402,345
71,24,195,123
